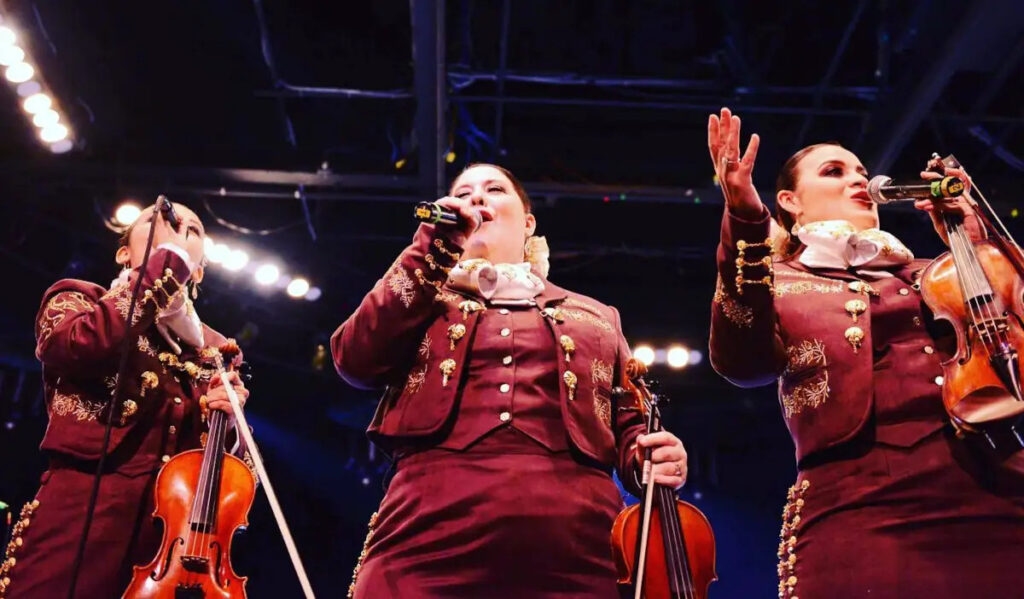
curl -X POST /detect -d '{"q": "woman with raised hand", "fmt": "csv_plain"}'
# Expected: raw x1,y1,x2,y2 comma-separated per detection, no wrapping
707,107,1024,599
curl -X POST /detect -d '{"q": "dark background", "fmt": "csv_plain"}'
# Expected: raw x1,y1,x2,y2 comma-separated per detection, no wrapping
0,1,1021,596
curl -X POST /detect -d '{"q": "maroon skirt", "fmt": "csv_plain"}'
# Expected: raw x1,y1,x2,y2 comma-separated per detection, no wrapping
780,427,1024,599
3,464,160,599
351,429,625,598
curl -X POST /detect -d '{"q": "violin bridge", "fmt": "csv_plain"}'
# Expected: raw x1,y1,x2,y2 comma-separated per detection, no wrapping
180,555,211,574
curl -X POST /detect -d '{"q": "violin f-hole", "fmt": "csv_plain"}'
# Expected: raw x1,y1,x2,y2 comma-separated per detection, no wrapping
151,537,184,582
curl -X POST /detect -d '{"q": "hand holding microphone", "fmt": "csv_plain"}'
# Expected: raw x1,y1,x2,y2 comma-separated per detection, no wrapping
414,196,495,245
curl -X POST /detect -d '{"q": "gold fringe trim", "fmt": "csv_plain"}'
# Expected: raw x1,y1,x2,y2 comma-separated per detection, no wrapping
0,499,40,597
348,511,380,598
777,479,810,599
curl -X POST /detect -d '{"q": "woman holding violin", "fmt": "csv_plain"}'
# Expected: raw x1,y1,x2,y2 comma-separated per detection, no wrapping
1,203,250,598
707,107,1024,598
332,163,688,598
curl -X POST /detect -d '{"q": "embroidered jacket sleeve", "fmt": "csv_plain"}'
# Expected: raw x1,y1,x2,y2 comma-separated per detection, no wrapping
332,224,464,389
35,248,193,377
709,207,787,387
610,306,650,498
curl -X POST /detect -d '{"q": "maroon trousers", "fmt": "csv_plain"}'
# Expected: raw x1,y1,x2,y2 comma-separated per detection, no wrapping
4,465,161,599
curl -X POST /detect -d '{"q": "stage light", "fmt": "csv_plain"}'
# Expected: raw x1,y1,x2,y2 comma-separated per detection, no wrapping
0,26,15,46
5,61,33,83
39,123,68,142
0,44,23,66
304,286,322,301
445,150,456,164
49,139,72,154
634,345,656,367
286,277,310,298
113,203,142,226
22,92,51,113
666,345,690,369
31,108,59,127
207,243,230,265
254,264,280,286
223,249,249,272
688,349,704,366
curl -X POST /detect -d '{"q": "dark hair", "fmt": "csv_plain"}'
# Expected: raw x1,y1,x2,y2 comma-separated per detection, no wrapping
773,142,845,258
453,163,531,213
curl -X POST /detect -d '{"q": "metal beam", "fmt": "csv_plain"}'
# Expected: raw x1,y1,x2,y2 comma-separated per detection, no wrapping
411,0,447,198
865,0,1009,175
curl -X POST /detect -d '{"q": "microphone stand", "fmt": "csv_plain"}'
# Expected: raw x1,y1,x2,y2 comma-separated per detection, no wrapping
66,197,164,599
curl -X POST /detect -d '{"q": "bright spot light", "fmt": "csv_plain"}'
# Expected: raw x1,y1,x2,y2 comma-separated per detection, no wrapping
634,345,656,367
0,44,24,66
254,264,280,286
5,61,34,83
667,345,690,369
693,490,703,500
688,349,704,366
360,477,371,487
286,277,310,298
23,92,52,114
49,139,73,154
0,26,15,46
207,243,230,265
113,203,142,226
223,249,249,272
304,286,322,301
32,108,59,127
39,123,68,142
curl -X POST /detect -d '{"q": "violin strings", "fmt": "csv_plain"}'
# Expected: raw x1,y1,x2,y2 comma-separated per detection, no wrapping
945,214,994,350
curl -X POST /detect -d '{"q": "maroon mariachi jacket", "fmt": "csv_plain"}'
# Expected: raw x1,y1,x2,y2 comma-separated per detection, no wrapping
708,208,945,464
34,247,243,476
332,224,645,483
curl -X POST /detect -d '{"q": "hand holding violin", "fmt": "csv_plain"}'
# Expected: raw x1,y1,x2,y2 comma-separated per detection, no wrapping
636,432,688,489
914,165,985,245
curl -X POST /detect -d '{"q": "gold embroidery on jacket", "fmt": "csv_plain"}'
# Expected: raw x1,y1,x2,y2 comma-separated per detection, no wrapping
563,297,602,314
51,390,105,422
434,290,461,304
775,280,846,297
137,335,157,357
386,263,416,308
102,284,142,325
404,334,431,395
38,291,95,343
560,308,613,332
780,340,830,417
713,275,754,328
591,359,614,426
777,479,810,599
0,499,40,597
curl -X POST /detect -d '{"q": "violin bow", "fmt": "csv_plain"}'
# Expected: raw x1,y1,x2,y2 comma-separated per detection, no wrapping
215,348,317,599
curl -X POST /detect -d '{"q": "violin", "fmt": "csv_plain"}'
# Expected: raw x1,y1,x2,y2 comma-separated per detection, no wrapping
610,358,717,599
919,154,1024,446
123,341,256,599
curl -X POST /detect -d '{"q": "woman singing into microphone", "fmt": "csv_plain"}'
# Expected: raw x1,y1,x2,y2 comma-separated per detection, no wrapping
333,163,688,598
706,107,1024,598
1,203,250,598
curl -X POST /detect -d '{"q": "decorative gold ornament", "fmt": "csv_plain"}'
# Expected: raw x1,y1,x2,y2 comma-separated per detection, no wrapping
447,324,466,350
439,358,457,387
559,335,575,362
844,326,865,352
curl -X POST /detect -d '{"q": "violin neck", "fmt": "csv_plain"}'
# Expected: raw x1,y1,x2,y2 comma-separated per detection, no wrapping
189,383,230,533
942,212,995,301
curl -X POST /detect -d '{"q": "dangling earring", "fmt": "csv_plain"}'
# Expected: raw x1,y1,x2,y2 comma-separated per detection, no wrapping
524,235,550,279
190,282,199,300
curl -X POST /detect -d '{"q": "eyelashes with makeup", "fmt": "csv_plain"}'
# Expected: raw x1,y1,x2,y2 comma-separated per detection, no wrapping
454,186,505,199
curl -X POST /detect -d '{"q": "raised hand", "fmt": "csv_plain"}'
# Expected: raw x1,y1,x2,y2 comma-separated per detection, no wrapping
708,107,763,219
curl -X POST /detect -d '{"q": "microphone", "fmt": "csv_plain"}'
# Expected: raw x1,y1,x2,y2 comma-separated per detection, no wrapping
413,201,481,231
867,175,965,204
157,195,182,230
